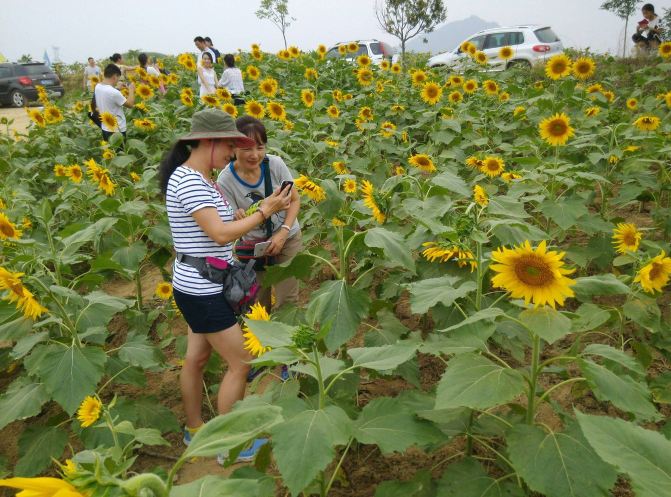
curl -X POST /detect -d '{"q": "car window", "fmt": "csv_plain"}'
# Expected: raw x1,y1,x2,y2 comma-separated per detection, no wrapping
326,48,342,59
483,33,508,49
0,67,12,78
509,32,525,45
534,27,560,43
469,35,486,50
17,65,50,76
370,42,382,55
356,44,369,56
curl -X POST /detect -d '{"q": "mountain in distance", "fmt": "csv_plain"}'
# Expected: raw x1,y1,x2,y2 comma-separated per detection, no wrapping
404,15,500,54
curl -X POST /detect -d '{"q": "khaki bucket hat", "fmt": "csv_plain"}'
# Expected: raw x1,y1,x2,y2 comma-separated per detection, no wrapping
179,108,256,146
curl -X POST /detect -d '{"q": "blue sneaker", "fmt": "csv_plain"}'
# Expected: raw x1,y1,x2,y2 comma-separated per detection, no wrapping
217,438,269,465
280,365,290,381
182,425,201,446
247,366,265,383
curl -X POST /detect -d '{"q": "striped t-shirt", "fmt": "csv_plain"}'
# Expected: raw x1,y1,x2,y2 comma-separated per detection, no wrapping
166,165,234,295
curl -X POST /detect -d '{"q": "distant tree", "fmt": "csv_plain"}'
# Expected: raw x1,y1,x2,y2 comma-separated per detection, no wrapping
18,54,33,63
600,0,639,56
256,0,295,49
660,7,671,39
375,0,446,65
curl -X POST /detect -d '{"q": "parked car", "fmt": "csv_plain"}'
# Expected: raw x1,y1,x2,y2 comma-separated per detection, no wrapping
0,62,65,107
427,25,564,70
326,39,396,65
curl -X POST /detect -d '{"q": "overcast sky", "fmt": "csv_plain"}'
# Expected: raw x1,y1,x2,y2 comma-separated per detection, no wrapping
1,0,670,63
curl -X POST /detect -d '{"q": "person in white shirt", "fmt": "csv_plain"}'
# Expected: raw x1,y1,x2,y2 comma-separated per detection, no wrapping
83,57,101,93
197,52,217,97
193,36,216,67
94,64,135,141
218,54,245,104
633,4,663,51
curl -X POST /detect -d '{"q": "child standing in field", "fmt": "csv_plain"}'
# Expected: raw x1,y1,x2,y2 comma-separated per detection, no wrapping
632,4,663,52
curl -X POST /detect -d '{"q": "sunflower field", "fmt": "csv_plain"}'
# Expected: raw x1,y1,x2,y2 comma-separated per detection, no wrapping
1,41,671,497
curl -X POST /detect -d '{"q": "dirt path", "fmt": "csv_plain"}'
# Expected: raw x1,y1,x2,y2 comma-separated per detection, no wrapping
0,106,33,134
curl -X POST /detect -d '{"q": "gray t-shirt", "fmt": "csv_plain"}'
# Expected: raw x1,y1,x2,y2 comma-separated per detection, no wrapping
217,154,300,241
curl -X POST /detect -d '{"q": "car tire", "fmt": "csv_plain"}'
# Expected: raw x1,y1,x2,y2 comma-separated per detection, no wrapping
507,60,532,70
10,90,26,108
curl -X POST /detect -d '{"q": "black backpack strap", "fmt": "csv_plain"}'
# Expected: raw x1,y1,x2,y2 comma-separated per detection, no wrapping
262,157,273,239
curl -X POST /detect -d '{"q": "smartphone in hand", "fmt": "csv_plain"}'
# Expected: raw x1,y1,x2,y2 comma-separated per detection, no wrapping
280,180,294,195
253,241,272,257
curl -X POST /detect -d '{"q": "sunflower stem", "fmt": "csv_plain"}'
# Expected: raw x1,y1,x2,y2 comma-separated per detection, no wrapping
475,242,483,311
313,345,326,410
526,334,541,424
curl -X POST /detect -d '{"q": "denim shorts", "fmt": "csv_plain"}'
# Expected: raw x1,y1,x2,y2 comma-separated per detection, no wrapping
173,288,237,333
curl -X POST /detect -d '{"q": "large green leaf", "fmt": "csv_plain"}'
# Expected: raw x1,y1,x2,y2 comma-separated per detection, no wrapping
27,344,107,414
573,274,630,299
519,307,572,344
539,198,589,230
58,217,117,251
579,359,659,421
364,227,415,272
348,342,418,371
623,297,662,333
242,319,295,348
118,333,162,368
354,396,443,453
0,377,50,430
170,477,264,497
407,276,476,314
75,291,133,334
270,406,352,497
112,241,148,272
507,423,617,497
576,411,671,497
376,470,435,497
306,279,370,350
184,405,283,458
435,354,525,410
15,425,68,476
436,457,525,497
422,322,496,356
581,344,645,378
433,170,470,197
439,308,504,332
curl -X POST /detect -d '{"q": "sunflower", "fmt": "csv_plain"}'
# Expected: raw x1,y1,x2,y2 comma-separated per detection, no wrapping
332,161,348,174
539,113,575,146
132,118,156,131
98,173,116,196
421,81,443,105
77,395,102,427
325,139,339,148
130,172,141,183
347,42,358,52
586,83,603,96
180,54,196,71
513,106,525,118
408,154,436,173
499,91,510,102
246,65,261,80
294,175,326,202
100,112,118,131
634,251,671,293
357,54,372,67
259,77,279,97
608,155,619,165
545,54,572,79
473,184,488,206
624,145,640,153
251,49,263,61
44,106,63,124
155,282,173,300
572,57,595,80
134,102,148,112
361,180,386,224
338,45,348,55
27,108,46,127
326,105,340,118
390,104,405,114
376,81,386,93
342,178,357,193
288,45,300,57
474,51,488,65
498,46,514,60
53,164,67,177
585,106,600,117
460,41,474,53
380,121,396,137
267,101,287,121
201,94,219,107
304,67,318,80
180,92,193,107
465,156,482,169
391,63,402,74
317,44,327,57
533,81,544,90
243,303,272,356
217,88,232,101
491,240,576,308
665,91,671,109
483,79,499,95
658,41,671,58
244,99,265,119
633,115,660,131
449,90,463,104
277,49,291,60
85,158,104,182
448,75,463,87
356,67,374,86
411,70,428,86
102,148,115,160
602,90,615,103
0,477,84,497
422,242,477,272
463,79,478,93
611,223,641,254
480,156,505,178
626,98,638,110
380,60,390,70
356,107,372,122
0,213,21,240
501,171,522,182
218,103,236,117
331,218,345,227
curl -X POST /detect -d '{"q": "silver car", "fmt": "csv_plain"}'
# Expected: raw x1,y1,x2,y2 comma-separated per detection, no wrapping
427,25,564,70
326,39,395,65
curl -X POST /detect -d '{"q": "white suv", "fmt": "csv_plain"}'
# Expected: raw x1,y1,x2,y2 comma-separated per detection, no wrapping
326,39,395,65
427,25,564,70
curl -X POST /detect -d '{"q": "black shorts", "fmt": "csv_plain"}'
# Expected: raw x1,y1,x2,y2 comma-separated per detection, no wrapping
173,288,238,333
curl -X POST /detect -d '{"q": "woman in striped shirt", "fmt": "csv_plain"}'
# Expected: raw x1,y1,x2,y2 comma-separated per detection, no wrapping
159,109,290,458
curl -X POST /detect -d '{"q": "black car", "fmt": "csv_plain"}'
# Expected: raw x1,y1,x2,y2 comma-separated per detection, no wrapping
0,62,65,107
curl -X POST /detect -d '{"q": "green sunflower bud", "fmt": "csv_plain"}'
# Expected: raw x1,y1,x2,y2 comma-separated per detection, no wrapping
292,325,317,350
